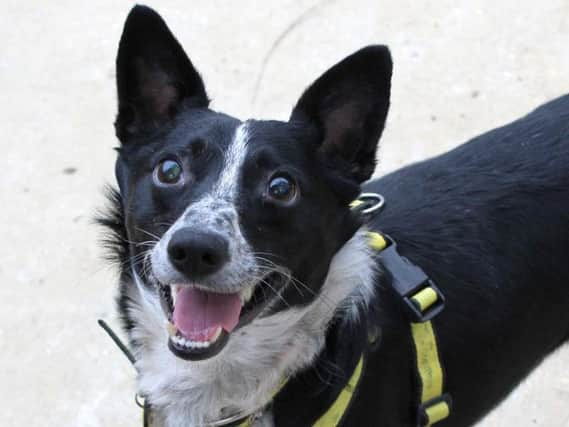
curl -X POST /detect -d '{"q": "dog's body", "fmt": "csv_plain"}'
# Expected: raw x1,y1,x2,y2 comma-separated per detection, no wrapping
101,6,569,427
350,93,569,426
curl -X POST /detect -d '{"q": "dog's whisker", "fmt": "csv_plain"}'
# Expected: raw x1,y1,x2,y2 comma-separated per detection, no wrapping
249,257,339,310
120,244,157,281
122,253,146,269
135,226,162,241
135,240,158,248
153,222,175,229
258,278,291,308
313,358,346,387
120,236,158,245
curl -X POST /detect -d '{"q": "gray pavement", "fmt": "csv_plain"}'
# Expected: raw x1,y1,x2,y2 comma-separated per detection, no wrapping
1,1,568,426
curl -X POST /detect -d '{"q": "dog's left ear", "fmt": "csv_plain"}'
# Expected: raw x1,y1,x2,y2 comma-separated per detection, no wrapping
290,46,392,183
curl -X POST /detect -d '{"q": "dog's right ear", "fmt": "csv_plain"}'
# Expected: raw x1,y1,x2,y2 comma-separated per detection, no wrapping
115,5,209,142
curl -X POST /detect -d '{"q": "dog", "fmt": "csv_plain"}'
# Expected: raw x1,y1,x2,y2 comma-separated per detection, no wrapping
100,5,569,427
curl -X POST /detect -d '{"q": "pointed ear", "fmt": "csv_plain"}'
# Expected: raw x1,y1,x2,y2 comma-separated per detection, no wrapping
115,6,209,141
290,46,392,183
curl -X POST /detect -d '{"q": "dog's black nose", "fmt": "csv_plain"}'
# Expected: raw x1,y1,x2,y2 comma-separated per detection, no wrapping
167,229,229,278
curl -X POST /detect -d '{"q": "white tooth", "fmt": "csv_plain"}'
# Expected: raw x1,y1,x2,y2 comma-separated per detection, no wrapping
171,285,179,305
171,332,219,350
241,286,254,304
210,327,223,342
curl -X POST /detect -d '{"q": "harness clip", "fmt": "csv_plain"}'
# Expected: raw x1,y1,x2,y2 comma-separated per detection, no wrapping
377,236,445,322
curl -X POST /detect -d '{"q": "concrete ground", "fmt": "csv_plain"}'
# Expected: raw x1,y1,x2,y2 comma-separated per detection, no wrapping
1,1,568,426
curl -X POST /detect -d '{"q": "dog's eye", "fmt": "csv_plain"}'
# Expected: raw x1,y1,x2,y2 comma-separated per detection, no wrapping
156,159,183,184
268,175,297,202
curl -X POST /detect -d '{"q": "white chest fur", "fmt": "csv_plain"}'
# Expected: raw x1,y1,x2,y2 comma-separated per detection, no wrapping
125,230,376,427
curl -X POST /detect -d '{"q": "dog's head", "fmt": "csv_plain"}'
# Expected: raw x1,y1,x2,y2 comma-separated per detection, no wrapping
106,6,392,420
106,6,390,417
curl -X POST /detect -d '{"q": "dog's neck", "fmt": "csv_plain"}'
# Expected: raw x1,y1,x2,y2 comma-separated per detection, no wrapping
124,228,377,427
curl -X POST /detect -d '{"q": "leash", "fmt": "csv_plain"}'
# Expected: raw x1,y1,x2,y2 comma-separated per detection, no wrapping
98,319,135,364
98,192,451,427
98,319,154,426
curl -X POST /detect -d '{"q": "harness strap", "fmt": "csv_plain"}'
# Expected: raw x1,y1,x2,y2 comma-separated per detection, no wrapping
312,355,365,427
367,231,451,426
411,321,450,426
235,354,365,427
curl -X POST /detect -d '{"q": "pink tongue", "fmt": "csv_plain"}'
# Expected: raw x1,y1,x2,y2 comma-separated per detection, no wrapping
173,287,242,341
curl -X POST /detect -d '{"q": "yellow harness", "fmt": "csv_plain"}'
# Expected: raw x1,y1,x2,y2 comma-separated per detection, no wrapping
100,195,452,427
234,230,451,427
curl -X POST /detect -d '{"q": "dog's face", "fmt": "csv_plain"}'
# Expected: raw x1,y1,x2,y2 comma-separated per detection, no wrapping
111,5,391,369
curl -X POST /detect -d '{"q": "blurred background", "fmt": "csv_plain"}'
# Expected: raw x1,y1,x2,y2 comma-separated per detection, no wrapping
0,0,568,426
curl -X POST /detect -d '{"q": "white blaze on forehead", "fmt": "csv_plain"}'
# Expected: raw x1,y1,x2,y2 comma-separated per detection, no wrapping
149,121,256,292
215,122,249,199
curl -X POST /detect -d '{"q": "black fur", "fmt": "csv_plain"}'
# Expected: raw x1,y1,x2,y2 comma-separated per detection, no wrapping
96,186,135,334
115,5,209,142
97,186,128,268
100,5,569,426
274,94,569,426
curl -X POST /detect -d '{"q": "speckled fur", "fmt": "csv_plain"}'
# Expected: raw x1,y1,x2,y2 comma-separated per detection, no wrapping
127,230,376,427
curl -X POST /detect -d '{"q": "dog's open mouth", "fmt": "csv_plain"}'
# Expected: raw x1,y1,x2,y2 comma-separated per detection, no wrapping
158,273,285,361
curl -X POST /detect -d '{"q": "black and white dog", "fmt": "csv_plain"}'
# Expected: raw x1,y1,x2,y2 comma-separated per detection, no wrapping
100,5,569,427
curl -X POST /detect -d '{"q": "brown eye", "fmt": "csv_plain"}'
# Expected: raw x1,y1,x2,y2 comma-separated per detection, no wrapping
268,175,297,202
156,159,183,184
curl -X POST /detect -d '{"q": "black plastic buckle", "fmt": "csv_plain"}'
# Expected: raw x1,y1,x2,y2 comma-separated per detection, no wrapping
377,235,445,322
417,393,452,427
